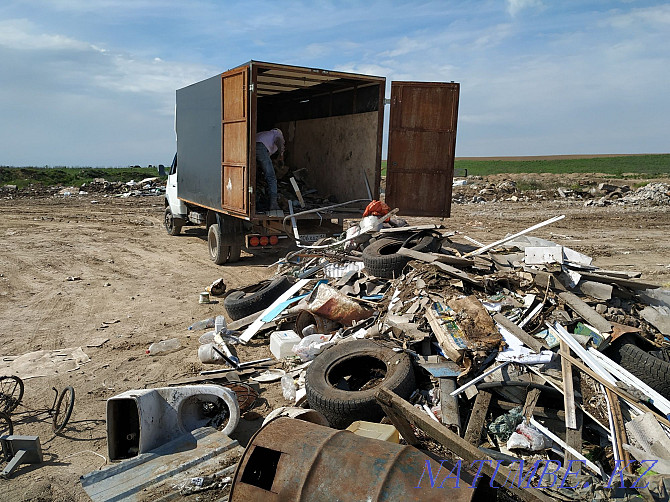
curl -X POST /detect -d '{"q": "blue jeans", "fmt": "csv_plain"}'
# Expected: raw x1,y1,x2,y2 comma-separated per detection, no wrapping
256,142,277,207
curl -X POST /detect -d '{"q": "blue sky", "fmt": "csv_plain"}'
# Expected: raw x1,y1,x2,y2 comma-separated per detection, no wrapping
0,0,668,166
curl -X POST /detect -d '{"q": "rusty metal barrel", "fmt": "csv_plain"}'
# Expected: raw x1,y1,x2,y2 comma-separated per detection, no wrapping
229,417,477,501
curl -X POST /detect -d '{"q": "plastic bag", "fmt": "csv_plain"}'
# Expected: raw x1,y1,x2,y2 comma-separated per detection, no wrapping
281,375,296,401
291,334,333,361
507,422,550,451
488,406,523,442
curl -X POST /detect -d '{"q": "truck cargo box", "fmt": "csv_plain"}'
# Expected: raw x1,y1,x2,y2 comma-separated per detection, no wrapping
175,61,459,222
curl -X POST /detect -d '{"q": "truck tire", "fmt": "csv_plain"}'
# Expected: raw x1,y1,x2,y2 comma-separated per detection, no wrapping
228,244,242,263
224,276,294,321
164,207,182,236
606,341,670,399
305,340,415,429
208,223,229,265
363,235,438,279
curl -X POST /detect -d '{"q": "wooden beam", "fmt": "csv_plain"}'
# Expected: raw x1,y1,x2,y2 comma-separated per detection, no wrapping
376,388,554,502
559,350,670,429
560,340,577,430
558,291,613,335
376,395,420,446
522,388,541,423
439,377,461,434
494,313,547,353
464,391,492,446
605,388,633,474
564,408,583,464
434,261,482,286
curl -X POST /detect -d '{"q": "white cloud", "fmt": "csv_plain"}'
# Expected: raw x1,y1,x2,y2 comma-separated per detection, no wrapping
605,4,670,28
506,0,543,17
0,19,216,165
0,18,91,51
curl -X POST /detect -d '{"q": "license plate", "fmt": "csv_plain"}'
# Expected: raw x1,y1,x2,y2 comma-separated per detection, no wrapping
301,233,327,243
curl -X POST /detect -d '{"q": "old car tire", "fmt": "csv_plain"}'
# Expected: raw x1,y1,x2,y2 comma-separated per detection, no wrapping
164,207,182,236
224,276,294,321
606,341,670,399
305,340,415,429
208,224,229,265
363,235,438,279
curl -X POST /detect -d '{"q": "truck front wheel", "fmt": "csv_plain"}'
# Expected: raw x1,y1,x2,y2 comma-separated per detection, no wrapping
164,207,182,236
208,223,230,265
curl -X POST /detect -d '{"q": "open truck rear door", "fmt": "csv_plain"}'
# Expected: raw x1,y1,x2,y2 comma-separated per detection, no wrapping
385,81,459,218
221,66,249,215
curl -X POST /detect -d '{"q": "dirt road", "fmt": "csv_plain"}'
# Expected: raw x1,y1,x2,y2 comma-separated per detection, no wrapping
0,178,668,500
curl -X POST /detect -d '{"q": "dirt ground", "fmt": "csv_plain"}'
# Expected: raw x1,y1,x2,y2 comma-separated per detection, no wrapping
0,174,669,501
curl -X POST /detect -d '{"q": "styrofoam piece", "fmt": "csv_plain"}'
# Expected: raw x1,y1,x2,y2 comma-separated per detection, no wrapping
106,384,239,461
270,330,302,359
524,246,564,265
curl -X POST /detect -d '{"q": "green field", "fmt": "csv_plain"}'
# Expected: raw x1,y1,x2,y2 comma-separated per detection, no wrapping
0,166,163,189
381,154,670,178
2,154,668,189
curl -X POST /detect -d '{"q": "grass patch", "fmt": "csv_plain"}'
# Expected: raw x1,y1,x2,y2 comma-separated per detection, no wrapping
0,166,163,189
381,154,669,179
453,154,670,177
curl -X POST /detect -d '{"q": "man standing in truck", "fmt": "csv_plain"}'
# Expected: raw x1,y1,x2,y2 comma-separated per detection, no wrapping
256,128,285,211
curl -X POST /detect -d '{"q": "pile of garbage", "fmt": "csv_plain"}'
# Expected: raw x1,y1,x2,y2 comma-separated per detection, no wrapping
142,206,668,501
451,178,670,207
0,177,166,199
9,202,665,499
78,177,166,197
585,182,670,207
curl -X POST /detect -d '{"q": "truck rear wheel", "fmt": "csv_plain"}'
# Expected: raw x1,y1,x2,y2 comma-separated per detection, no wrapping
208,224,230,265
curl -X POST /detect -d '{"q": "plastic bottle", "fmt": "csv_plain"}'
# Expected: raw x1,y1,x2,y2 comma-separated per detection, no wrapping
146,338,181,355
281,375,296,401
214,315,226,334
198,343,225,364
188,317,215,331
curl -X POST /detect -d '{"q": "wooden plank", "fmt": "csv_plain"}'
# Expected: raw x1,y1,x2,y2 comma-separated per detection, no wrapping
605,388,633,474
464,391,492,446
558,291,613,335
558,350,670,429
226,310,263,331
440,377,461,434
434,261,482,286
522,388,541,423
560,340,577,430
493,313,547,352
462,215,565,258
397,247,474,267
375,396,420,446
289,177,305,207
564,409,583,464
376,388,554,502
579,270,660,291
